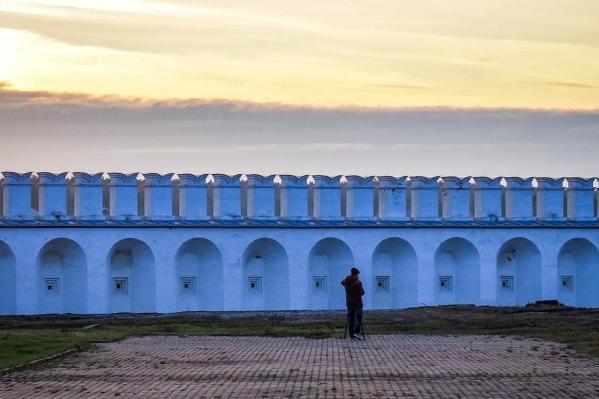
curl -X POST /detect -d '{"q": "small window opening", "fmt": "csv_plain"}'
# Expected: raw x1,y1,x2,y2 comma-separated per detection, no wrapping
248,277,262,293
181,277,196,294
560,276,574,291
376,276,390,292
114,277,128,294
313,276,327,292
45,278,59,294
439,276,452,291
500,276,514,291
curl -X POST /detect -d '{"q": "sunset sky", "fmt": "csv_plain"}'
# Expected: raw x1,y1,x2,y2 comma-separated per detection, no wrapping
1,1,598,175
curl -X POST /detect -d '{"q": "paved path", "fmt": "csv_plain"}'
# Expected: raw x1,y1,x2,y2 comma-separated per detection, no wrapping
2,335,599,398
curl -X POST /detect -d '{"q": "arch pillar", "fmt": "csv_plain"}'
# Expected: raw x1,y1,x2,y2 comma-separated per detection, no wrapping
416,249,435,306
222,248,243,311
352,249,373,309
480,244,500,305
286,241,310,310
15,246,37,314
155,242,178,314
541,242,559,301
85,242,111,314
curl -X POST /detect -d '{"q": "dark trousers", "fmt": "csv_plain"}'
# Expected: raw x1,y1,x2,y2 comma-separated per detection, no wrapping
347,306,363,336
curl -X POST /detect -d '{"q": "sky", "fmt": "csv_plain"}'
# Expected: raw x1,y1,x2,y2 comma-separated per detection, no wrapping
1,0,598,176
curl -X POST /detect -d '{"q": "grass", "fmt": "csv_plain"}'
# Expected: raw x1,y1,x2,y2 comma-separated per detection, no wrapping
1,305,599,370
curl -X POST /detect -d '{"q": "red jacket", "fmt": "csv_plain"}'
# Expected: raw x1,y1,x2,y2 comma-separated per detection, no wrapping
341,275,365,308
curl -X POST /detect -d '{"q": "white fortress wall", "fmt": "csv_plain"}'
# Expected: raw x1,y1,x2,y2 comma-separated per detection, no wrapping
0,171,598,315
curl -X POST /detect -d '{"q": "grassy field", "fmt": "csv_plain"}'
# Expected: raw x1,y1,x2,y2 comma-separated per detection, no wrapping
1,304,599,370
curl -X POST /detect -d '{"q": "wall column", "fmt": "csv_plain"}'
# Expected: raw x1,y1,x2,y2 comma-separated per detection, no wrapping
409,176,440,220
37,172,68,220
73,172,105,220
566,177,595,220
540,241,559,301
15,242,38,314
85,239,111,314
535,177,565,220
415,248,435,306
376,176,408,219
1,172,33,220
222,248,242,310
154,241,178,313
178,174,208,220
479,244,499,305
278,175,309,219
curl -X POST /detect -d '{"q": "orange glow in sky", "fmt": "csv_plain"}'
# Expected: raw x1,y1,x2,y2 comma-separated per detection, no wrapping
1,0,598,109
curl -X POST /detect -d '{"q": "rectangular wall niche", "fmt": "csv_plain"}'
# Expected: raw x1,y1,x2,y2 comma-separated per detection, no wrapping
376,276,390,292
114,277,128,294
560,276,574,291
439,276,453,291
45,278,59,295
181,277,196,294
313,276,327,292
248,276,262,293
500,276,514,291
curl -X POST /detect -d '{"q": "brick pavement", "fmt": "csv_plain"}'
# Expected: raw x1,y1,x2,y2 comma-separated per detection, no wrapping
2,334,599,398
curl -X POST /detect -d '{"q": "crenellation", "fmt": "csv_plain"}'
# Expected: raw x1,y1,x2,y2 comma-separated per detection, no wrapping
440,176,471,220
37,172,69,219
177,174,208,220
210,173,242,219
72,172,104,220
1,171,33,219
246,174,276,219
566,177,596,220
278,175,309,219
0,172,596,222
376,176,408,219
108,173,140,219
472,177,502,220
535,177,565,220
343,175,375,219
311,175,343,219
503,177,534,220
409,176,440,220
143,173,175,220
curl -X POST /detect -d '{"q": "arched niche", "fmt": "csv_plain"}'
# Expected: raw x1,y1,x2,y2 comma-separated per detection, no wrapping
37,238,87,314
242,238,289,311
434,238,480,305
308,238,354,310
175,238,223,311
0,241,16,315
107,238,155,313
496,238,541,306
557,239,599,307
371,238,417,309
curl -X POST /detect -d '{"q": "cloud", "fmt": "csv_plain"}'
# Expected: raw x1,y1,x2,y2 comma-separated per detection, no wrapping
1,84,599,176
545,82,597,90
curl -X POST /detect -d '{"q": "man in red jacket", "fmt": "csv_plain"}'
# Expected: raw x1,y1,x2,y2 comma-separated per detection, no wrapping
341,267,365,340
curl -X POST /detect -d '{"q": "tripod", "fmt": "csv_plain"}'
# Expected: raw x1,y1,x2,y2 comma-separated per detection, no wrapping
343,310,366,340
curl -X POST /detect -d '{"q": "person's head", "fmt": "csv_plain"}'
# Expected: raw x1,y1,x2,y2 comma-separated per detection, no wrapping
350,267,360,276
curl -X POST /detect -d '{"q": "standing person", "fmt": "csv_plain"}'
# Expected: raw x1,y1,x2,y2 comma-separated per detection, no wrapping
341,267,365,340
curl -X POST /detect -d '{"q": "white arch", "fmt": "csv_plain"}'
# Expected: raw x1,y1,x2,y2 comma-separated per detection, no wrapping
242,238,289,311
107,238,156,313
371,238,417,309
308,238,354,310
557,238,599,307
0,241,16,315
175,238,223,311
496,238,541,306
37,238,87,314
434,238,480,305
